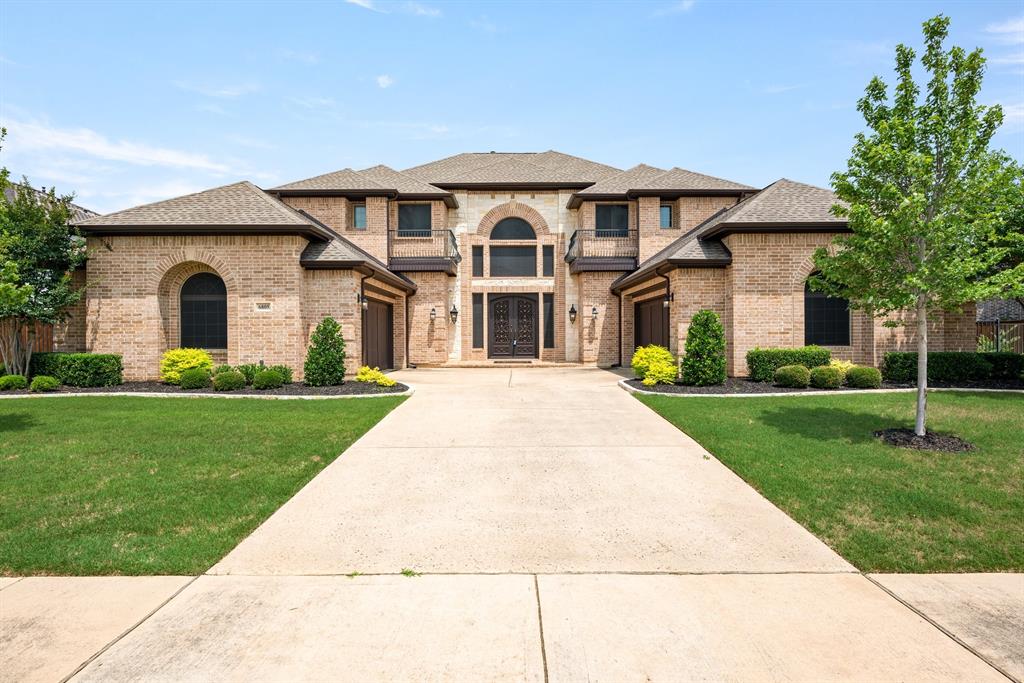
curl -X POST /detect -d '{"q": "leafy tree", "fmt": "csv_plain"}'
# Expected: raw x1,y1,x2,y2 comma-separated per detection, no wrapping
304,316,347,385
0,129,87,376
811,16,1023,436
680,309,727,386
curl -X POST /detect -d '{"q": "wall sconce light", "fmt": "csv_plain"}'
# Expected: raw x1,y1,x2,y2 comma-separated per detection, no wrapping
430,307,437,321
358,294,369,310
449,305,459,324
663,292,675,309
569,304,577,324
591,306,598,320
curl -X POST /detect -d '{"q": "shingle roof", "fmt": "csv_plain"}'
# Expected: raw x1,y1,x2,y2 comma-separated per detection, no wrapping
977,298,1024,322
570,165,753,207
297,212,416,293
611,178,847,292
634,167,755,192
403,150,620,185
3,184,99,223
269,168,390,193
75,181,317,228
357,164,450,196
574,164,669,195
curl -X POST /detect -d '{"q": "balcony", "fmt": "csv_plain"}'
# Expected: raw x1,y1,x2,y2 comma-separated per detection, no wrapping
388,229,461,275
565,229,638,273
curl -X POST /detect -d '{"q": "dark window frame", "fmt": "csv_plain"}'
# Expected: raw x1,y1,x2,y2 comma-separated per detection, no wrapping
804,281,851,346
660,204,673,229
490,217,536,240
180,272,228,350
542,245,554,277
472,245,484,277
595,203,629,237
397,203,432,237
352,203,367,230
472,293,484,348
543,293,555,348
489,245,537,277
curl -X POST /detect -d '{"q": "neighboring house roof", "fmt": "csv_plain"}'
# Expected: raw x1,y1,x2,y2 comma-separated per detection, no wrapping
297,211,416,293
74,181,333,240
611,178,846,292
402,150,621,187
977,298,1024,321
3,184,99,223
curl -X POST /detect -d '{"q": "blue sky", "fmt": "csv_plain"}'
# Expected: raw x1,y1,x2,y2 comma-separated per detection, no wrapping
1,0,1021,213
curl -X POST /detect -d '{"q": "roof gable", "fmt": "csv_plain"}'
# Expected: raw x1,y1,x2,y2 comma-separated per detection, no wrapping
695,178,845,238
269,168,390,193
403,150,621,186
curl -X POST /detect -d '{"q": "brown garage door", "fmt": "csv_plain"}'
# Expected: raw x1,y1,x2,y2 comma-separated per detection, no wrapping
364,299,394,370
635,298,668,349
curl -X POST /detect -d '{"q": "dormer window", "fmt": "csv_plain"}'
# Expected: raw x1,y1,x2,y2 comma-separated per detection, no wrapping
595,204,629,237
352,203,367,230
398,203,432,237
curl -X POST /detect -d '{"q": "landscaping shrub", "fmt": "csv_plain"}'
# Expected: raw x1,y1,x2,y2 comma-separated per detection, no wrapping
846,365,882,389
355,366,397,387
253,369,284,390
810,364,844,389
160,348,213,385
631,344,676,380
304,317,347,386
746,346,831,382
680,310,726,386
213,364,235,376
774,364,810,388
30,352,123,387
236,364,260,385
213,370,246,391
829,359,856,380
882,352,994,383
0,374,28,391
179,368,212,390
267,364,293,384
29,375,60,392
979,352,1023,380
642,360,678,386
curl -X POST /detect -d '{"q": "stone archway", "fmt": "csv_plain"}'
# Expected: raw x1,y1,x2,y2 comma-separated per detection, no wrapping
155,255,238,359
475,200,551,236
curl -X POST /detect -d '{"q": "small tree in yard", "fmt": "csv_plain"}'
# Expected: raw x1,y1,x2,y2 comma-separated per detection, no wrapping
681,310,727,386
0,129,87,376
304,316,347,386
811,16,1023,437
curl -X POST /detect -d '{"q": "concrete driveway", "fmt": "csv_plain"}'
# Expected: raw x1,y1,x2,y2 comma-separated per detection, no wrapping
211,367,850,575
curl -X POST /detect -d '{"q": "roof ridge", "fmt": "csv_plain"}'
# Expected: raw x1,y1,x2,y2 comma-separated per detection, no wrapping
246,182,319,225
271,167,390,192
76,180,252,225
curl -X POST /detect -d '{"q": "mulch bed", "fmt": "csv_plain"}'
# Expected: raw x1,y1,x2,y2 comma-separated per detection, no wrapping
874,428,975,452
3,381,408,397
626,377,1024,395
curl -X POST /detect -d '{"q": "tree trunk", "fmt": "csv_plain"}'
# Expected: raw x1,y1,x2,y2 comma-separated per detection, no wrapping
0,317,29,377
915,300,928,437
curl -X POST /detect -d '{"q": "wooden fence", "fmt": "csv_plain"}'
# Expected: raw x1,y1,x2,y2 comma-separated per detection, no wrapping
976,320,1024,354
22,322,54,353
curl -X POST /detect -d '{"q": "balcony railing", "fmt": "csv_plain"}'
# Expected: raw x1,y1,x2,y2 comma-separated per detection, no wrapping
565,229,638,272
388,229,461,274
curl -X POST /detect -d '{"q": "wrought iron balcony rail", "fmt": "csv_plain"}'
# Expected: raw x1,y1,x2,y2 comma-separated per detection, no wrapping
565,229,638,263
388,229,461,274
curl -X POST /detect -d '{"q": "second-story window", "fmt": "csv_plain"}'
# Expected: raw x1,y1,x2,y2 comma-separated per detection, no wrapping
352,203,367,230
398,204,431,237
660,204,673,229
595,204,629,237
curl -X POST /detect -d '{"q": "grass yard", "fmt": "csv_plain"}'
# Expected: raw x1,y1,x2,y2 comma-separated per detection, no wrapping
0,395,404,576
637,391,1023,573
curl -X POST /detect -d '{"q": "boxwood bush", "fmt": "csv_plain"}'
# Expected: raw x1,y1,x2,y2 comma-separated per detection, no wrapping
746,346,831,382
179,367,212,390
0,374,28,391
267,364,293,384
631,344,676,381
236,364,261,385
253,369,284,390
30,375,60,392
680,310,727,386
809,364,844,389
160,348,213,385
213,370,246,391
30,352,123,387
846,365,882,389
774,364,810,388
882,352,996,383
980,352,1023,380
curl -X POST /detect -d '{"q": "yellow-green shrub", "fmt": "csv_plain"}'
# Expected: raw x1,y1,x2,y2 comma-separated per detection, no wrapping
642,359,678,386
829,359,855,381
631,345,675,380
356,366,396,387
160,348,213,385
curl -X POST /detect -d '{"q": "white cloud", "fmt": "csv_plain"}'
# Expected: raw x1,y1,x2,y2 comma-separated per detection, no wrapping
173,81,261,98
345,0,387,12
376,74,395,89
470,16,497,33
4,119,231,173
984,16,1024,45
277,48,319,65
990,52,1024,65
653,0,696,16
999,102,1024,128
403,2,440,16
0,54,16,65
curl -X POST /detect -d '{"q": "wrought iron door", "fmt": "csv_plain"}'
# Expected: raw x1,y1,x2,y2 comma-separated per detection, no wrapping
488,295,537,358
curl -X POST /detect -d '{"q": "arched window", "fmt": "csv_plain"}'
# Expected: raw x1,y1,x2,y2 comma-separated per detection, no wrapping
804,280,850,346
490,217,535,240
180,272,227,349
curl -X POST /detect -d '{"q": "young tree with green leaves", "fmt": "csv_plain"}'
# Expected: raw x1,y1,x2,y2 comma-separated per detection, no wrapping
811,16,1022,437
0,128,88,376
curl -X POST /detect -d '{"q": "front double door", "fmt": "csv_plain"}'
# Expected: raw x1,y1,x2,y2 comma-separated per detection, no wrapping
488,294,537,358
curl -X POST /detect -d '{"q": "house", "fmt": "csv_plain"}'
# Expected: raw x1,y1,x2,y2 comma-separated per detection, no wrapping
66,151,975,380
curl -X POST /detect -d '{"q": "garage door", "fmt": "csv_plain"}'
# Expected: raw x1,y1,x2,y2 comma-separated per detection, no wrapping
364,299,394,370
635,298,668,349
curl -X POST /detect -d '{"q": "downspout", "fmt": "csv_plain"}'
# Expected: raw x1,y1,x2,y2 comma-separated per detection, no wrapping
613,289,623,367
359,269,373,369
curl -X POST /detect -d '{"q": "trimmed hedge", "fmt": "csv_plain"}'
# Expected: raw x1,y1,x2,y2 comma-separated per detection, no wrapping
213,370,246,391
846,366,882,389
980,352,1024,380
253,369,284,390
810,365,844,389
30,375,61,392
30,352,123,387
0,374,28,391
267,364,293,384
746,346,831,382
882,352,1002,383
179,368,212,390
774,364,810,388
160,348,213,385
632,345,676,381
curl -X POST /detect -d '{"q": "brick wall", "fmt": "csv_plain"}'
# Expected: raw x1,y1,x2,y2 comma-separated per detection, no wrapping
301,269,363,376
281,195,389,262
407,271,451,365
576,271,621,366
53,269,87,351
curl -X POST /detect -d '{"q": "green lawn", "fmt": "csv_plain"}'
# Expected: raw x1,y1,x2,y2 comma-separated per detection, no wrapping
637,391,1023,573
0,395,404,576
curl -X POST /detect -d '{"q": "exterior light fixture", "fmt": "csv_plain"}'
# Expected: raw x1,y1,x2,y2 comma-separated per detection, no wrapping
358,294,369,310
663,292,675,309
569,304,577,324
450,305,459,324
430,307,437,321
591,306,598,320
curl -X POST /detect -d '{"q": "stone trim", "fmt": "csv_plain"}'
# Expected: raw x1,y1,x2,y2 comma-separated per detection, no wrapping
475,200,551,236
